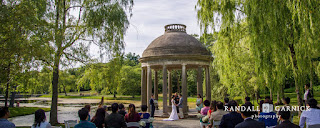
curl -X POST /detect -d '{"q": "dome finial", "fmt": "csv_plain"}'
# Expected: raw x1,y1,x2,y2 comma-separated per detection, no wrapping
164,24,186,33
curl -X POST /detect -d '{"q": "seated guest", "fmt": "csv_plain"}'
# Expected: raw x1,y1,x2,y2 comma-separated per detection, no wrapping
103,105,109,119
91,108,106,128
245,97,251,104
32,109,51,128
235,103,264,128
224,97,229,106
220,100,244,128
201,100,211,116
282,97,291,106
118,103,126,116
74,108,96,128
208,101,229,128
196,94,204,113
125,104,141,128
299,98,320,128
139,105,150,128
105,103,127,128
258,100,264,115
207,100,217,118
0,107,15,128
258,99,277,128
276,109,299,128
84,104,91,121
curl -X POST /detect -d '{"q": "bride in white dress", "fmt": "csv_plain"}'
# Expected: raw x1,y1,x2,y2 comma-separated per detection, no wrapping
163,95,179,121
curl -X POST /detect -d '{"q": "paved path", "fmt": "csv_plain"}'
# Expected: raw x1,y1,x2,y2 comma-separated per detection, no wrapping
153,118,200,128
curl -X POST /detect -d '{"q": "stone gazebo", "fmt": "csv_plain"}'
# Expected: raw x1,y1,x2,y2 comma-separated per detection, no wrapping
139,24,212,117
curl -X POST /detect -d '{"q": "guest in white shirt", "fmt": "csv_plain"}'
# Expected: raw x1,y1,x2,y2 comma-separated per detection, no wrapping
32,109,51,128
299,98,320,128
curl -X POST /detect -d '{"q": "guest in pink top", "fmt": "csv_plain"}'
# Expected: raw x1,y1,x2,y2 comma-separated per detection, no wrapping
201,100,211,115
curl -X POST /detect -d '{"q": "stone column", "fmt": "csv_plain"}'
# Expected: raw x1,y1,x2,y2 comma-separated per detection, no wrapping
168,70,172,105
181,64,188,116
141,68,147,106
154,70,159,110
197,66,203,97
205,66,211,101
162,65,169,117
147,66,152,112
154,70,158,100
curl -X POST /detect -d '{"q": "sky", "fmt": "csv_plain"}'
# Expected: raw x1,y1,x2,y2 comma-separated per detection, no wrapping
118,0,201,56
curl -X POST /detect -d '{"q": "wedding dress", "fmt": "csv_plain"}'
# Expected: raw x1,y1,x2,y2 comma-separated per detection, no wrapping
163,99,179,121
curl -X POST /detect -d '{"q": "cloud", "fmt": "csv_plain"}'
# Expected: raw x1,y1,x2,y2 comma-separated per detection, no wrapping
124,0,200,56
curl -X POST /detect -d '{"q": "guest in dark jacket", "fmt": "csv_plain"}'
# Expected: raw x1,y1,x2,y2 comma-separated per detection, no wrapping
235,103,264,128
118,104,126,116
220,100,243,128
125,104,141,128
275,109,299,128
105,103,127,128
91,108,105,128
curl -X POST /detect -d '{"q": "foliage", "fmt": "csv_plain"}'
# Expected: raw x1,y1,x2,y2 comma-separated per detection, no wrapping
9,107,50,118
196,0,320,106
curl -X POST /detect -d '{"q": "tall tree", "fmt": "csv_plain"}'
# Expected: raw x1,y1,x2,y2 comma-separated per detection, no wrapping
196,0,320,107
37,0,133,124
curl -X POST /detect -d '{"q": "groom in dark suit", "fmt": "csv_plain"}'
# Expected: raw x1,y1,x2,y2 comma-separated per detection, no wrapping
174,92,180,113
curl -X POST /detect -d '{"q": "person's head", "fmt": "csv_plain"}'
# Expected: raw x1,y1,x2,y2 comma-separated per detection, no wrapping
84,104,91,112
103,105,108,111
245,97,250,102
216,101,224,110
151,94,154,98
111,103,119,113
141,105,148,112
307,98,318,108
210,100,217,111
128,104,136,119
228,100,238,112
33,109,46,126
175,92,178,96
197,94,202,98
78,108,89,121
224,97,229,104
93,108,106,121
119,104,125,110
305,83,310,90
179,94,182,98
240,103,254,119
0,107,9,119
282,97,290,105
204,100,210,107
171,95,175,100
265,96,271,100
278,110,291,121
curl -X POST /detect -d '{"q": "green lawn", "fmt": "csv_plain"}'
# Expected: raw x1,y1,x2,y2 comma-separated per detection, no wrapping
9,107,50,118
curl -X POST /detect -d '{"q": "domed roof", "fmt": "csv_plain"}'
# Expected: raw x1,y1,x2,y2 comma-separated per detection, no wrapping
142,24,211,58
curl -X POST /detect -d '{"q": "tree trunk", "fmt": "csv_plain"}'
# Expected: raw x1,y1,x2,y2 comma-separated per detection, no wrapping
269,88,272,101
9,85,16,107
5,63,10,107
50,54,60,125
277,90,281,104
63,84,67,96
289,44,303,107
256,90,260,105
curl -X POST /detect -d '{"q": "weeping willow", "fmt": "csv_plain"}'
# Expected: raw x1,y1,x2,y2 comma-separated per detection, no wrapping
196,0,320,106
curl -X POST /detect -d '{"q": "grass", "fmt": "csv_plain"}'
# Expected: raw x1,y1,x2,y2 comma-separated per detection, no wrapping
9,107,50,118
